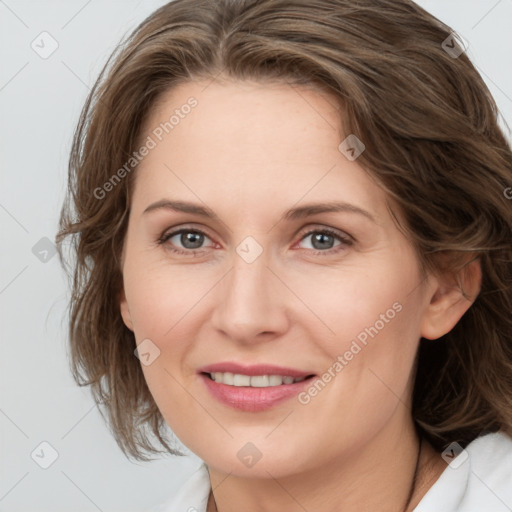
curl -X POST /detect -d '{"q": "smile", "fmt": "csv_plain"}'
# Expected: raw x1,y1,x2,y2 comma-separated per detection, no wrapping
207,372,309,387
199,371,316,412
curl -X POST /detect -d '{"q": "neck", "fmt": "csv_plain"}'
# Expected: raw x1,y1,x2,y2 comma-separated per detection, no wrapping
206,418,445,512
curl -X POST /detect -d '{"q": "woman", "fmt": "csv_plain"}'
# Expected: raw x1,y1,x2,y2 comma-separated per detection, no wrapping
56,0,512,510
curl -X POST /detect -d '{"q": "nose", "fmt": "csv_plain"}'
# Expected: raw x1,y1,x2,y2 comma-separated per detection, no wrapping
210,246,290,344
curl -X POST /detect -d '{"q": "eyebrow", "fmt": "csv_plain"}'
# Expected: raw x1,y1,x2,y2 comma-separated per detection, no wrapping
143,199,376,223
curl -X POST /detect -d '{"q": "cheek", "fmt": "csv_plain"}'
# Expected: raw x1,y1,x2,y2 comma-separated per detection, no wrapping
140,361,201,448
289,260,416,354
123,254,213,338
298,253,422,403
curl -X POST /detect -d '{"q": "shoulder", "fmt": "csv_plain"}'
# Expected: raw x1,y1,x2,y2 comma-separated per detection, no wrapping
462,431,512,509
466,430,512,474
415,431,512,512
145,461,211,512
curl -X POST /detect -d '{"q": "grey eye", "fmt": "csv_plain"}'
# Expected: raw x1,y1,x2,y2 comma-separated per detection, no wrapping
300,231,342,251
168,230,210,250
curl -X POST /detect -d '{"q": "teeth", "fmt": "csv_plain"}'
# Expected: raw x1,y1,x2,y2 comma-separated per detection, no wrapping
209,372,308,387
251,375,270,387
233,373,251,386
269,375,282,386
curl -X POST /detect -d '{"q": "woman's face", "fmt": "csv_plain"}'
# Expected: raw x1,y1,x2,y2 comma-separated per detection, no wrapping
120,79,437,477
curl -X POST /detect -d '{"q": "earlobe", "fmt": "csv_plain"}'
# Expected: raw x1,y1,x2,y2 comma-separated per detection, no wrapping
119,288,134,331
421,258,482,340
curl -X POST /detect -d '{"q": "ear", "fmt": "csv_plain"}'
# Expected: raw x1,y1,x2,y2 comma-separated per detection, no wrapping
421,258,482,340
119,288,134,331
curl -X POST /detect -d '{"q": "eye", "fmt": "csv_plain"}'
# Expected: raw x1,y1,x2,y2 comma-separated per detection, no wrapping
158,228,215,255
158,226,353,257
297,228,353,255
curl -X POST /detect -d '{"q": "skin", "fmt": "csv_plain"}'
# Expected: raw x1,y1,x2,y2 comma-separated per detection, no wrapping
119,78,481,512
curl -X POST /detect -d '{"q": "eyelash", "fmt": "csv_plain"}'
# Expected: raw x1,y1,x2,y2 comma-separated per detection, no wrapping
157,226,354,257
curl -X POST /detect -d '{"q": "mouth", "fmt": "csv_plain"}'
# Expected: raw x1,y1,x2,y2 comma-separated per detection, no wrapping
201,371,315,387
197,364,317,411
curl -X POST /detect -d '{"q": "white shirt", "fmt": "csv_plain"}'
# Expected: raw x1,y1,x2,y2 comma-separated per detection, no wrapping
148,432,512,512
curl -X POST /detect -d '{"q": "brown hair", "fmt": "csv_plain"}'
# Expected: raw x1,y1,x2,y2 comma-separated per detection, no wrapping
56,0,512,461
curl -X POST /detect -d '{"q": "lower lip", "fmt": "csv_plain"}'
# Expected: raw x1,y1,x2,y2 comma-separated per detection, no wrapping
199,373,315,412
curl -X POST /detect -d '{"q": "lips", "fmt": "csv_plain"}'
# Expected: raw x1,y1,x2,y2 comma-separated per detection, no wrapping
197,362,314,378
197,362,317,412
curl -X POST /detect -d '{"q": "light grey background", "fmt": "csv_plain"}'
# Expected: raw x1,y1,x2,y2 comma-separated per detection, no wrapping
1,1,511,511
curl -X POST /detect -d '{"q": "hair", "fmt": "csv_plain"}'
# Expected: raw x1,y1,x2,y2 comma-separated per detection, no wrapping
56,0,512,462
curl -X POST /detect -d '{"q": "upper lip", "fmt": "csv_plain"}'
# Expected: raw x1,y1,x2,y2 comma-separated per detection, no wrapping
198,362,315,378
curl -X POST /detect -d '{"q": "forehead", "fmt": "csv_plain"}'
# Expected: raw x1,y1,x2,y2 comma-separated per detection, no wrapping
132,79,388,223
143,78,343,155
